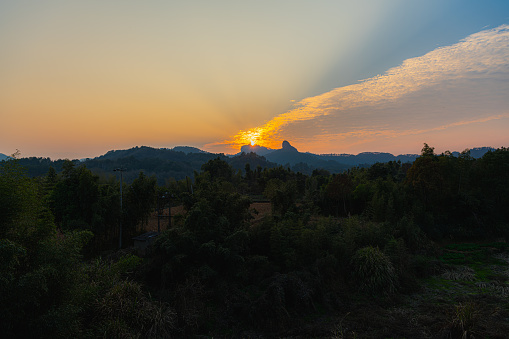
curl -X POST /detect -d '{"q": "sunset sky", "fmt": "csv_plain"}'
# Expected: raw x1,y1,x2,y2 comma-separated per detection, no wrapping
1,1,509,159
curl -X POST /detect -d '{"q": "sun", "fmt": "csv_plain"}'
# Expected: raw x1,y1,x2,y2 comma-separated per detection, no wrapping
250,139,255,146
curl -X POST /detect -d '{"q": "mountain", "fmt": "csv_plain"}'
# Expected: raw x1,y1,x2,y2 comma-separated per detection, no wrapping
449,147,495,158
227,152,278,172
85,146,222,184
241,141,419,168
243,142,498,168
240,144,275,156
85,146,277,184
265,140,314,165
319,152,419,166
8,144,500,182
261,141,350,173
171,146,209,154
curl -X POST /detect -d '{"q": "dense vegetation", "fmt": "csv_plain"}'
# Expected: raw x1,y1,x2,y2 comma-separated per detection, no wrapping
15,146,279,185
1,144,509,338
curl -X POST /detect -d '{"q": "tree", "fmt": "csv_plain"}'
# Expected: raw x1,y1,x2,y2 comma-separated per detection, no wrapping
264,178,297,216
50,161,124,252
405,144,443,207
0,157,94,337
325,173,353,216
51,161,100,230
421,143,435,157
124,172,157,238
201,157,233,182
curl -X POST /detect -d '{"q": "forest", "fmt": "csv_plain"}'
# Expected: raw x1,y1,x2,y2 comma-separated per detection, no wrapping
1,144,509,338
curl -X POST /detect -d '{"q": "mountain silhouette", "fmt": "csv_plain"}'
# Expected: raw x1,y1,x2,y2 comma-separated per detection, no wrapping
238,141,497,170
240,144,275,156
171,146,209,154
264,141,350,172
7,143,497,182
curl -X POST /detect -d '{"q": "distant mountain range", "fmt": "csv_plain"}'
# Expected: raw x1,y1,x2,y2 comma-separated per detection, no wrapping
88,141,424,180
0,153,10,161
1,143,498,183
240,141,419,166
239,141,496,167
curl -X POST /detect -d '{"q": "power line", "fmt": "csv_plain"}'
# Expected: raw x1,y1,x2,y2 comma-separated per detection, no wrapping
113,167,126,249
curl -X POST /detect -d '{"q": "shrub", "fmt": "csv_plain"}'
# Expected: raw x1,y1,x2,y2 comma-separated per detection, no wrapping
97,280,176,338
342,216,388,253
448,302,478,338
351,246,398,296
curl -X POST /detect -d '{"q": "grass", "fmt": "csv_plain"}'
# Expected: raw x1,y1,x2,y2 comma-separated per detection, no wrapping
440,252,466,265
270,241,509,338
327,241,509,338
430,242,509,304
445,243,481,251
444,242,509,252
472,265,492,280
440,242,509,268
450,302,479,338
425,276,454,290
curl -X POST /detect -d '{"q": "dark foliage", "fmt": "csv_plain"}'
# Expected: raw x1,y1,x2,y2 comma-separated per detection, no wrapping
2,144,509,337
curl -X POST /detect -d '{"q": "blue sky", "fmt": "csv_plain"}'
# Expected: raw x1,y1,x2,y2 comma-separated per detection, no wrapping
1,1,508,158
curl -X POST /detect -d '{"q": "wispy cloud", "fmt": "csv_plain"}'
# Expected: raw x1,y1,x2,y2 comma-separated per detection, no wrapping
209,25,509,153
307,113,509,146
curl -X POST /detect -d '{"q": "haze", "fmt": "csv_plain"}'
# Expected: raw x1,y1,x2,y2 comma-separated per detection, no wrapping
1,1,508,159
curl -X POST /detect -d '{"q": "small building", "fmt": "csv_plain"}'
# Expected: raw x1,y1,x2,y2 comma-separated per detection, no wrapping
132,231,159,256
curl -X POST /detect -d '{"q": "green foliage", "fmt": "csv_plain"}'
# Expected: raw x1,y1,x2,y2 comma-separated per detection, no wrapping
96,280,176,338
449,302,479,338
0,229,93,336
154,166,253,290
440,252,467,265
0,157,44,239
264,178,298,215
440,243,508,268
33,252,175,338
351,246,399,296
383,238,409,276
4,144,509,336
124,171,157,237
324,173,353,216
0,158,97,337
49,161,122,252
0,239,26,286
251,272,314,332
201,157,234,182
48,161,160,252
342,216,389,253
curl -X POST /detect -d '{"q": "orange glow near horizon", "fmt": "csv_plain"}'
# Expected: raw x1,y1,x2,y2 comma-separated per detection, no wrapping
206,25,509,155
209,102,324,151
1,2,508,160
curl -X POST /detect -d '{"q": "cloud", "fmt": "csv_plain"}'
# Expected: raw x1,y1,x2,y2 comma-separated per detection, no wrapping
210,25,509,153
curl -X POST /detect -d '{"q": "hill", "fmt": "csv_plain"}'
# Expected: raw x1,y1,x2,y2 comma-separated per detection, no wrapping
171,146,209,154
318,152,419,166
244,142,496,169
85,146,278,184
261,140,350,174
240,144,275,156
7,144,498,182
85,146,223,184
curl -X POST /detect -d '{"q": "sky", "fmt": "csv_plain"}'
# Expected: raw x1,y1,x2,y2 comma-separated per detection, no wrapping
1,0,509,159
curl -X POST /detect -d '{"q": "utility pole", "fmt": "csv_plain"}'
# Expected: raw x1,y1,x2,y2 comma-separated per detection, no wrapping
157,191,172,233
114,167,126,249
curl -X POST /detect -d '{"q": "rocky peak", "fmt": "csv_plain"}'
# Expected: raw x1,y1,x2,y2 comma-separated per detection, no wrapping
281,140,298,152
